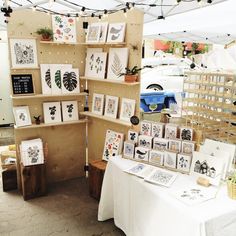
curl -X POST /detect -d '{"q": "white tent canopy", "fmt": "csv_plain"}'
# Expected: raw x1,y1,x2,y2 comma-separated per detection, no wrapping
143,0,236,45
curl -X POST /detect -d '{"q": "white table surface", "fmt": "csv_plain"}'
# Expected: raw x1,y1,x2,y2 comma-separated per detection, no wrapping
98,156,236,236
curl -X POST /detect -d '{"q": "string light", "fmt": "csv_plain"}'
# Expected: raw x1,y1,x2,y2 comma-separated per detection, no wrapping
123,8,127,18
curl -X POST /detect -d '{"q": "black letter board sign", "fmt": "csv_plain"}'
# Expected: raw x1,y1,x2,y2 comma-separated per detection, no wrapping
11,74,34,95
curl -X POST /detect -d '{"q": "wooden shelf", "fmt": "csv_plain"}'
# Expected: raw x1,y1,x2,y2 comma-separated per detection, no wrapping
80,76,139,86
11,92,87,100
14,119,87,130
80,112,131,127
40,41,79,45
78,42,126,46
11,67,40,70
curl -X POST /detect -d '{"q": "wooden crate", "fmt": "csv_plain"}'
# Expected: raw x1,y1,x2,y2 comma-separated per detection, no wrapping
89,160,107,200
2,168,17,192
20,163,47,200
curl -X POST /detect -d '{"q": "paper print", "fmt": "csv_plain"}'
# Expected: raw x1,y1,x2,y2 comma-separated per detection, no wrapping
168,139,182,152
177,153,192,172
99,22,108,42
52,15,77,43
13,106,32,127
153,138,169,151
151,122,164,138
92,93,104,115
127,130,139,144
138,135,153,149
104,95,119,118
165,124,178,139
120,98,136,122
134,147,149,161
86,23,101,43
125,163,154,179
61,68,80,94
140,120,152,136
61,101,78,121
149,150,164,166
180,127,193,141
40,64,51,95
10,38,38,68
107,23,126,43
123,141,135,159
43,102,61,124
182,141,195,155
164,151,177,169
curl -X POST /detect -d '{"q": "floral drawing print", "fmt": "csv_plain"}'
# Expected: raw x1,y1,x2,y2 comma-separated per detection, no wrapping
67,104,74,117
49,106,56,120
94,97,102,112
152,125,161,137
14,42,34,65
149,150,164,165
27,146,40,164
181,128,193,141
87,25,100,42
128,164,146,174
141,121,152,135
19,112,26,121
182,142,194,154
63,71,78,92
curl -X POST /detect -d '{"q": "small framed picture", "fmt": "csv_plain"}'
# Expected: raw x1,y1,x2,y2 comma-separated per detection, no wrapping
119,98,136,122
61,68,80,94
182,141,195,155
43,102,61,124
13,106,32,127
104,95,119,118
86,23,101,43
149,150,164,166
168,139,182,152
98,22,108,42
123,141,135,159
180,127,193,141
92,93,104,115
151,122,164,138
138,135,153,149
164,150,177,169
165,124,178,139
61,101,79,122
177,153,192,172
106,22,126,43
134,146,149,161
127,130,139,144
153,137,169,151
140,120,152,136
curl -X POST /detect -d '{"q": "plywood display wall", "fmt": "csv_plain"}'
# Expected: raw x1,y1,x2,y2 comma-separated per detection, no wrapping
8,9,143,187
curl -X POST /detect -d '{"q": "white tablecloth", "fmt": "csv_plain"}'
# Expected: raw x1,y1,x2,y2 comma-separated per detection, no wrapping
98,156,236,236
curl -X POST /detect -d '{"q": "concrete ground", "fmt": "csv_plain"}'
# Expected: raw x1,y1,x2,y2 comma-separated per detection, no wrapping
0,177,125,236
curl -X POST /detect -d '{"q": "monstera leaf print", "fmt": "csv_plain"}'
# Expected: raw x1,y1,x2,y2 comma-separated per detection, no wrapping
63,71,78,91
111,53,123,77
55,70,61,89
45,69,51,88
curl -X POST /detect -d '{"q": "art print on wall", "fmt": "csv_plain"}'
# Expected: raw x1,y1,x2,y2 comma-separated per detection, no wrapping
61,101,78,122
149,150,164,166
140,120,152,136
145,168,178,187
85,52,107,79
107,48,129,81
99,22,108,42
120,98,136,122
61,68,80,94
180,127,193,141
127,130,139,144
107,22,126,43
10,38,38,69
21,138,44,166
153,138,169,151
43,102,61,124
177,153,192,172
13,106,32,127
104,95,119,118
92,93,104,115
40,64,51,95
190,151,224,186
138,135,153,149
168,139,182,152
165,124,178,139
134,146,149,161
52,15,77,43
164,151,177,169
151,122,164,138
86,23,101,43
123,141,135,159
182,141,195,155
102,130,124,161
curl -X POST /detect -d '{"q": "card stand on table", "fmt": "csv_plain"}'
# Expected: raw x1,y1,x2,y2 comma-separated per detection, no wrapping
17,143,48,201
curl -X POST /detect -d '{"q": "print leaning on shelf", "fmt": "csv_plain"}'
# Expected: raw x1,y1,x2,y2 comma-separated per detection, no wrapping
102,130,124,161
98,22,108,42
134,146,149,161
124,163,154,178
61,101,79,122
151,122,164,138
104,95,119,118
43,102,61,124
61,68,80,94
9,38,38,69
165,124,178,139
153,137,169,151
86,23,101,43
140,120,152,136
127,130,139,144
106,22,126,43
149,150,164,166
180,127,193,141
177,153,192,172
13,106,32,127
168,139,182,152
182,141,195,155
138,135,153,149
92,93,105,115
120,98,136,122
40,64,51,94
164,150,177,169
123,141,135,159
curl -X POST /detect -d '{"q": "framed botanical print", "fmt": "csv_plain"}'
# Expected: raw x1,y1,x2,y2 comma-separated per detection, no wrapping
138,135,153,149
13,106,32,127
165,124,178,139
61,101,79,122
134,146,149,162
182,141,195,155
168,139,182,152
40,64,52,95
119,98,136,122
140,120,152,136
151,122,164,138
123,141,135,159
153,137,169,151
9,38,38,69
43,102,61,124
61,68,80,94
92,93,104,115
86,23,101,43
104,95,119,118
180,127,193,141
177,153,192,172
127,130,139,144
164,150,177,169
149,150,164,166
98,22,108,42
107,22,126,43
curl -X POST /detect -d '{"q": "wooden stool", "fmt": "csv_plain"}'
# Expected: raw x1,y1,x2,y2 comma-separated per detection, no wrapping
89,160,107,200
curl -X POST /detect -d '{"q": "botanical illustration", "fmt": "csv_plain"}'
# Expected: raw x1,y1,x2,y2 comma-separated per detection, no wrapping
92,93,104,115
127,130,139,143
104,95,119,118
168,139,182,152
153,138,168,151
13,106,32,127
134,147,149,161
123,141,135,159
40,64,52,94
43,102,61,124
107,23,126,43
180,127,193,141
124,163,153,178
177,153,192,172
140,121,152,136
99,22,108,42
165,125,178,139
138,135,153,149
182,141,195,154
86,24,100,43
10,38,38,68
61,101,78,121
152,123,164,138
149,150,164,166
102,130,124,161
27,146,40,164
164,151,177,168
52,15,76,43
120,98,136,122
61,68,80,94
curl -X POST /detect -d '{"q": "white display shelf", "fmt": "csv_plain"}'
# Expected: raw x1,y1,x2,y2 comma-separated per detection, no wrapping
14,119,87,130
10,67,40,70
80,76,139,86
11,92,87,100
80,111,131,127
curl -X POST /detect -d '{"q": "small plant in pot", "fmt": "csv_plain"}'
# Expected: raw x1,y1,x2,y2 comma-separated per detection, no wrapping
34,115,41,125
36,27,53,41
227,170,236,200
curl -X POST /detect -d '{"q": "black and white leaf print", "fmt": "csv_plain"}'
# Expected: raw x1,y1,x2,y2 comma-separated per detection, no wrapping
110,26,123,34
55,70,61,89
63,71,78,91
45,69,51,88
111,53,123,76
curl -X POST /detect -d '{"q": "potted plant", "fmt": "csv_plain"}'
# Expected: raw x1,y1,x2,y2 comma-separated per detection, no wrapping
34,115,41,125
36,27,53,41
227,170,236,200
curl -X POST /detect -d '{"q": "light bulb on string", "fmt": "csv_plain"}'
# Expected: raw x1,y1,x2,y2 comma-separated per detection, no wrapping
32,6,36,12
49,0,54,8
103,9,108,18
130,2,135,10
123,8,127,18
80,6,85,16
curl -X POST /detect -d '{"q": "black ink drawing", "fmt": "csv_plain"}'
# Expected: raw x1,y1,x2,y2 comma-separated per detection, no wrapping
67,104,74,117
127,163,146,174
128,130,139,143
139,135,153,149
27,146,40,164
177,154,192,172
19,112,26,121
63,71,78,91
181,128,193,141
194,160,216,178
153,138,168,151
181,189,204,201
135,147,149,161
182,141,195,154
45,69,51,88
165,126,177,139
14,42,34,65
49,106,56,120
152,124,162,138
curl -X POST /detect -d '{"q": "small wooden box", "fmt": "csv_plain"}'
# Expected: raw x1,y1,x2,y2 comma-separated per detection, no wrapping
89,160,107,200
20,163,47,201
2,168,17,192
